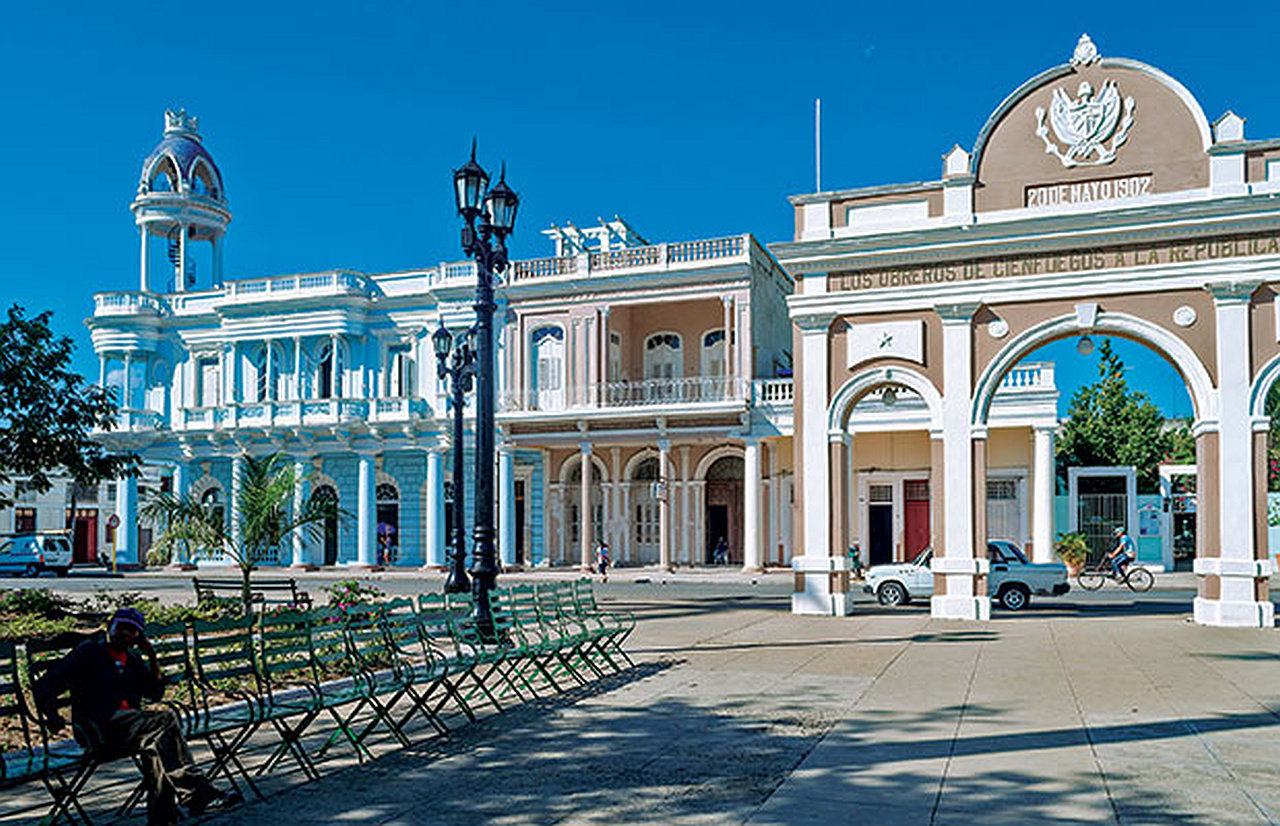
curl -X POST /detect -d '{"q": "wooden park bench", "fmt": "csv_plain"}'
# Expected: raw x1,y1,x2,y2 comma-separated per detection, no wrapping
192,577,312,609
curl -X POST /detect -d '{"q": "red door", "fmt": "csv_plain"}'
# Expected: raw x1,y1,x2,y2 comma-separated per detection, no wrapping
73,513,98,564
903,479,931,561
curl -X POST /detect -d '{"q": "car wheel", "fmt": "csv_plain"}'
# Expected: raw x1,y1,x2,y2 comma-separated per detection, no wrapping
1000,584,1030,611
22,563,39,578
877,581,908,606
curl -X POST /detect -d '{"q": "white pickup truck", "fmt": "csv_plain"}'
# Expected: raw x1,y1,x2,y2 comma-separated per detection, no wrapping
863,540,1070,611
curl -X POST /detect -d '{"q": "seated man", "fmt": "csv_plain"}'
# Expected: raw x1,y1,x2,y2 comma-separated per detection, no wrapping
33,607,241,826
1106,526,1137,577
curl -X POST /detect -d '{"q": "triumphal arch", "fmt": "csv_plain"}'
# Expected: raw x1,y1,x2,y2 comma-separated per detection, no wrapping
774,36,1280,627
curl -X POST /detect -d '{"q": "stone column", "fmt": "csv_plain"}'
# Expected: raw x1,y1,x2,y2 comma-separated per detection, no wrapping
658,439,672,571
330,334,341,399
499,443,516,567
792,314,840,614
115,475,139,567
229,454,243,566
679,446,692,565
579,443,593,570
721,295,735,383
294,336,304,400
172,462,189,500
1031,425,1056,563
931,302,989,621
291,459,311,568
767,442,779,567
1196,282,1273,627
743,437,762,572
356,453,377,567
425,448,446,567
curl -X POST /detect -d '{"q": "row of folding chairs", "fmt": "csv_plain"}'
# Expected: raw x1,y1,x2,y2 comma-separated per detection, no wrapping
0,579,634,824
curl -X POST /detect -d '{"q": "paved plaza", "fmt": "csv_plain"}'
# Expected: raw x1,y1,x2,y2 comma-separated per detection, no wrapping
6,573,1280,824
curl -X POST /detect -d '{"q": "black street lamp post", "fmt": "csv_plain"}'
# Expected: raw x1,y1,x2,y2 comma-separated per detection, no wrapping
453,142,519,639
432,325,476,594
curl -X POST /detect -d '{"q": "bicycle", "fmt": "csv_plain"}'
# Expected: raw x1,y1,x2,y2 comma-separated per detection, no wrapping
1076,559,1154,592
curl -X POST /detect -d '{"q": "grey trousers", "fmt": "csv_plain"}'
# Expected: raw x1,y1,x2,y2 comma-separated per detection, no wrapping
103,708,211,825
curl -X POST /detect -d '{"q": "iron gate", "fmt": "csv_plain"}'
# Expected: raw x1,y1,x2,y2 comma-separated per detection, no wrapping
1078,492,1127,562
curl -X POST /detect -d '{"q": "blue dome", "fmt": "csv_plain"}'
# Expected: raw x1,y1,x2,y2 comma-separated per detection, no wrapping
138,110,225,200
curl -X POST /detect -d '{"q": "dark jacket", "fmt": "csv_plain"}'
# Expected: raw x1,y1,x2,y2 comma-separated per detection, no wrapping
32,634,165,747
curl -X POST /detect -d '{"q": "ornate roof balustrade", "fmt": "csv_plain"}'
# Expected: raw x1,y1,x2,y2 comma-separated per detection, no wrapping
166,396,433,432
506,234,750,284
93,292,168,317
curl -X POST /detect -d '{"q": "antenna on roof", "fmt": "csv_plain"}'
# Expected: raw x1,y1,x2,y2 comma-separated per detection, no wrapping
815,98,822,193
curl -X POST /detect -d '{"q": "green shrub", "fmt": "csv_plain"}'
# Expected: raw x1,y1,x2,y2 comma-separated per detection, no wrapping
0,588,76,619
1055,532,1090,570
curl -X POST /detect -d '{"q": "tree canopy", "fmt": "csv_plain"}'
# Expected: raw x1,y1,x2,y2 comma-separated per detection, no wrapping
1056,337,1183,493
0,305,134,508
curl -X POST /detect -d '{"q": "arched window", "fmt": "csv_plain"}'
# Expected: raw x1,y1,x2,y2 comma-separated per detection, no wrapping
644,333,682,381
531,327,565,410
311,485,339,565
701,330,726,378
313,340,346,399
249,343,283,403
200,487,225,528
387,343,414,397
608,332,622,383
376,482,400,565
631,458,660,559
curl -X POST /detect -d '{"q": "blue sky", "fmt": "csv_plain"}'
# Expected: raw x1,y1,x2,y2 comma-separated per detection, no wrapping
1,2,1271,415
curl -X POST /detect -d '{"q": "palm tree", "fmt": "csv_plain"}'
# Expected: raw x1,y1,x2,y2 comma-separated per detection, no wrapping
142,453,338,609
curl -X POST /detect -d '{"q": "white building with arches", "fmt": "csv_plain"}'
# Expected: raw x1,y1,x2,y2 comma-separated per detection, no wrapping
775,35,1279,627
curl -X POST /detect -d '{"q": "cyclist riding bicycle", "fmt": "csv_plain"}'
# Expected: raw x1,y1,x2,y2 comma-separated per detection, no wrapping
1106,526,1136,577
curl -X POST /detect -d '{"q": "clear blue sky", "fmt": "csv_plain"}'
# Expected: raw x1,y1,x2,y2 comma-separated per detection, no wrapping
2,2,1272,415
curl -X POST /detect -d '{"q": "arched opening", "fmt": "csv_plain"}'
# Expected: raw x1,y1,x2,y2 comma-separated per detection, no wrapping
190,160,219,199
248,343,284,403
376,482,399,565
311,485,339,565
148,156,178,193
565,458,605,559
313,340,346,399
630,457,660,564
976,317,1202,573
644,332,682,380
531,327,564,410
386,343,414,397
704,455,743,564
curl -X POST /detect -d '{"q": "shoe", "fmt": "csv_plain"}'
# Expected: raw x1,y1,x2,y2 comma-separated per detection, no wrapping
188,787,244,816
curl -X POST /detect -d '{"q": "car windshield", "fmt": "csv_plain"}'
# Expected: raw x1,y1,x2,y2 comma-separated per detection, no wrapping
911,548,933,566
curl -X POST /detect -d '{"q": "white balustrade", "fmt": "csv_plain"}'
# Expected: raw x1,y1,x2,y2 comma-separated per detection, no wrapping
999,361,1056,392
753,378,795,405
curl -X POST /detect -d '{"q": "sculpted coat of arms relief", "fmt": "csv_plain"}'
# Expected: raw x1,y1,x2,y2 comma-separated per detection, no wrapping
1034,34,1137,168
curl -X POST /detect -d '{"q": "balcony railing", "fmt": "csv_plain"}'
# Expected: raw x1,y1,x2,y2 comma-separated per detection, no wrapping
93,292,168,316
999,362,1056,392
753,378,794,405
175,397,432,430
505,235,749,285
501,376,750,412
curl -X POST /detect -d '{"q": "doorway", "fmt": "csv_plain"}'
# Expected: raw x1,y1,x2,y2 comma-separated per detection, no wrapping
706,504,729,563
312,485,339,565
867,483,894,565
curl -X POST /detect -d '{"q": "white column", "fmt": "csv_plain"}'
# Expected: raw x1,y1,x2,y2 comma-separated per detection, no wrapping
294,336,304,400
139,227,150,292
291,460,309,567
931,302,989,621
265,338,274,402
767,442,780,567
425,449,446,567
791,314,843,613
1032,425,1056,563
1196,282,1273,627
658,439,672,571
330,333,341,399
356,453,377,566
172,462,189,501
229,455,243,565
122,353,134,411
499,444,516,566
722,295,735,383
177,223,188,289
680,446,692,565
98,355,106,389
610,447,623,564
743,437,762,572
115,475,138,567
579,443,593,569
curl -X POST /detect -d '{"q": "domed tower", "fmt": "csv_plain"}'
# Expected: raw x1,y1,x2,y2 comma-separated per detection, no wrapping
131,109,231,292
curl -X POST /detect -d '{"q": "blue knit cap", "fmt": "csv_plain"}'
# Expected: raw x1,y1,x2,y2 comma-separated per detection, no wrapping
110,607,147,634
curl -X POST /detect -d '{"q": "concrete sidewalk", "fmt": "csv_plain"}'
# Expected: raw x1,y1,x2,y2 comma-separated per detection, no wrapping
182,594,1280,825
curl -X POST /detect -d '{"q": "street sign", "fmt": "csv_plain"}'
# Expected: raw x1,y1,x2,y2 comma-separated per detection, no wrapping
107,513,120,529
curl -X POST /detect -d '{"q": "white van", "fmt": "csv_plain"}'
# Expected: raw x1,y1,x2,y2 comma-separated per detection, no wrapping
0,533,74,577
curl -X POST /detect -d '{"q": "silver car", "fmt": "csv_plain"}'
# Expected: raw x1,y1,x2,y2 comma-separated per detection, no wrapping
0,533,74,577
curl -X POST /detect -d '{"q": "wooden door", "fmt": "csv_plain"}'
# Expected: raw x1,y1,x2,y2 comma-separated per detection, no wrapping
903,479,931,561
